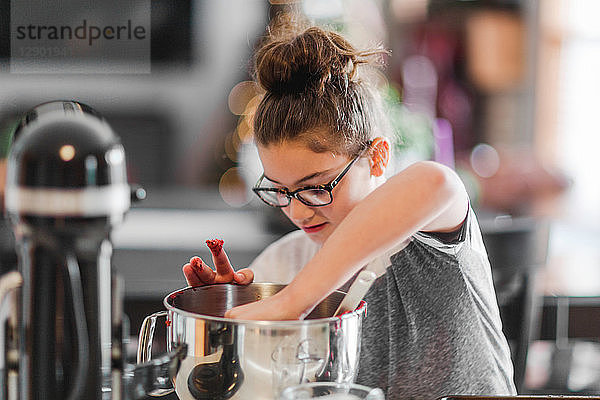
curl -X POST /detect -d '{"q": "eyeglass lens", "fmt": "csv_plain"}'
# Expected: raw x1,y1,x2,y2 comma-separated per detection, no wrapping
258,188,332,207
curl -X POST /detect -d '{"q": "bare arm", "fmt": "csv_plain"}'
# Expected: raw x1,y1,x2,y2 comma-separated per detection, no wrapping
226,161,469,320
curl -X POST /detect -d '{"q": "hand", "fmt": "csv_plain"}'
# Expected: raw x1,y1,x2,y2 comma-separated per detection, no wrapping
224,291,303,320
182,240,254,287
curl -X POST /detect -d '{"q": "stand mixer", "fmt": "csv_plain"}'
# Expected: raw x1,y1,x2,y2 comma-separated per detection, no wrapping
0,101,185,400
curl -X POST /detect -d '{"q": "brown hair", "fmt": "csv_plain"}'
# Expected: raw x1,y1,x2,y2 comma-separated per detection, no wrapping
252,14,389,157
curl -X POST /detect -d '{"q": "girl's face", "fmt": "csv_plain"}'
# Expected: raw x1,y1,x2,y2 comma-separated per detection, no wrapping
256,139,378,245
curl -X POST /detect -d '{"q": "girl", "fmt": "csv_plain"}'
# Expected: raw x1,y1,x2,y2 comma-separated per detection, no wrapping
183,16,516,400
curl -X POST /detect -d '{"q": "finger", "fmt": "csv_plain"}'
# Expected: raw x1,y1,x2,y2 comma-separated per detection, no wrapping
232,268,254,285
182,263,202,287
183,256,216,286
205,239,235,281
190,256,217,284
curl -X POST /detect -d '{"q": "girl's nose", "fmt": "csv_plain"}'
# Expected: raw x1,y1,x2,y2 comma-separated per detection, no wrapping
285,197,315,222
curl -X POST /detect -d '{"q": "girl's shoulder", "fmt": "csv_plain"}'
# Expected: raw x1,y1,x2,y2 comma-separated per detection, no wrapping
411,205,487,255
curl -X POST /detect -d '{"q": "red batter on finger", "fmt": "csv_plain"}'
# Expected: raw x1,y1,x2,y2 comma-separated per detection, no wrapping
190,256,202,269
205,238,224,256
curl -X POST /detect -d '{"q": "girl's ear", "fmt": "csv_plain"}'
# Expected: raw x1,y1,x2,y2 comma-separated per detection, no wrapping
369,137,390,177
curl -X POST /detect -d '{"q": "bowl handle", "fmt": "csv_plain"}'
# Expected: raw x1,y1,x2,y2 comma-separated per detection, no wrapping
135,311,175,397
137,311,167,364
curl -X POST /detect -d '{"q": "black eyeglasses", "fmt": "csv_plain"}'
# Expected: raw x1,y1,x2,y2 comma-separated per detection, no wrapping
252,143,371,208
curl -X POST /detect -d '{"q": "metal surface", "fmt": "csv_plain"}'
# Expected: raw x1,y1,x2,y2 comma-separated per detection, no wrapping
3,100,129,400
1,100,188,399
138,283,366,400
0,271,21,400
0,272,22,304
137,311,174,396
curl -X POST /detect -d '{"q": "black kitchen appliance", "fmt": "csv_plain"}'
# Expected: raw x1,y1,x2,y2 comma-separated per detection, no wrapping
0,100,185,400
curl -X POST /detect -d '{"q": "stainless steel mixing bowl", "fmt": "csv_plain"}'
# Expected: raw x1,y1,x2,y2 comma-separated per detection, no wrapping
138,283,366,400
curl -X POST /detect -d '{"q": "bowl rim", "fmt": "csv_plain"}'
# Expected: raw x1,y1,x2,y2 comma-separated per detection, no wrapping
280,381,384,395
162,282,366,326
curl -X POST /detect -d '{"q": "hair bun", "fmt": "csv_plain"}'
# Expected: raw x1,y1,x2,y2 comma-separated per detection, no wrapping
254,20,362,95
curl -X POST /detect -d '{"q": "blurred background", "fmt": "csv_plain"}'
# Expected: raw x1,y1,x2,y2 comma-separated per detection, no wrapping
0,0,599,396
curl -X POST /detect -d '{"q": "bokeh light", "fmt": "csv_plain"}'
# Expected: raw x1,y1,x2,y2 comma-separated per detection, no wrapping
59,144,75,161
228,81,260,116
224,131,241,162
470,143,500,178
243,94,262,117
219,167,250,207
236,115,253,142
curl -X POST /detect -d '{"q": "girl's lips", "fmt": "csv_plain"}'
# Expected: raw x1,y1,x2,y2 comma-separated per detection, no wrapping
301,222,327,233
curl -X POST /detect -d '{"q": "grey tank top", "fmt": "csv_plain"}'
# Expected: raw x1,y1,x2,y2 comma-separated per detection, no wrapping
356,208,517,399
